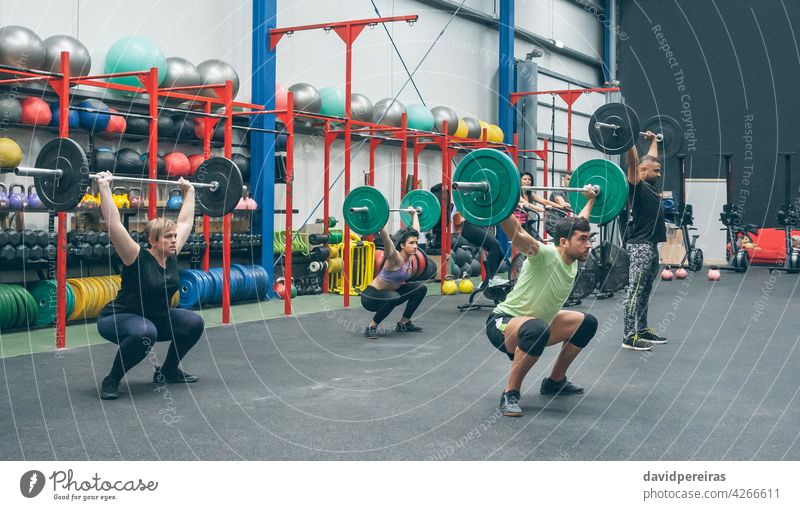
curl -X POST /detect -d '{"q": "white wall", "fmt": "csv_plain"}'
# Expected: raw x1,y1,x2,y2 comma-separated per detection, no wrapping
1,0,607,232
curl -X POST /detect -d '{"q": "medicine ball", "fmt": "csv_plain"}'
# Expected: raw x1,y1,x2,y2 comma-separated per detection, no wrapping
101,107,127,137
158,115,175,138
173,114,197,143
48,102,80,128
93,148,116,172
77,98,110,132
126,116,149,136
0,94,22,124
140,151,166,177
188,154,205,175
115,148,141,174
231,153,250,182
20,96,52,125
164,152,190,177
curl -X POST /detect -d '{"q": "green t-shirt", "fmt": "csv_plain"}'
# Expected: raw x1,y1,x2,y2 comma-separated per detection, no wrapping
493,243,577,324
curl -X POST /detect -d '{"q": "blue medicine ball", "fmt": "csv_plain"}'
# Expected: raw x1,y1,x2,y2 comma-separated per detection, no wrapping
77,99,110,132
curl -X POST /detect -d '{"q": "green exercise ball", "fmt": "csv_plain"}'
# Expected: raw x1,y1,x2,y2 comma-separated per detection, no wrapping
104,36,167,87
406,104,434,131
319,87,345,117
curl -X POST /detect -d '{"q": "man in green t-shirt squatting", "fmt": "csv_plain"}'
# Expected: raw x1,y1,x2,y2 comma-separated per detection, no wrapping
485,185,599,417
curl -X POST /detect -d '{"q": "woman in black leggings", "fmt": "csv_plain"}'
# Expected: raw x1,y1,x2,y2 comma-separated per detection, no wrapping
95,171,204,400
360,209,427,339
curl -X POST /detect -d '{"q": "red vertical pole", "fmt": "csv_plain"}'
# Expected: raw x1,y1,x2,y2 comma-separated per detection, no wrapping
342,33,353,307
322,120,333,294
439,124,449,288
147,68,159,220
283,92,295,315
369,135,380,187
412,138,420,189
542,137,549,240
202,102,212,272
222,81,233,323
55,51,71,349
567,101,573,174
399,112,408,198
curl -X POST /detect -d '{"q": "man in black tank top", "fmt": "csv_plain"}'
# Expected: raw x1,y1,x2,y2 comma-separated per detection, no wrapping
620,132,668,351
94,172,205,401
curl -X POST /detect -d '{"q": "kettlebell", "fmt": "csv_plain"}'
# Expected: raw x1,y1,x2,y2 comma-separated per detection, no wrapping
128,187,143,209
167,189,183,210
441,275,458,295
8,184,27,209
661,265,674,281
273,277,287,300
245,193,258,210
0,184,8,208
27,184,42,208
112,186,130,209
235,193,248,210
675,267,689,279
79,193,98,209
708,266,721,281
458,275,474,294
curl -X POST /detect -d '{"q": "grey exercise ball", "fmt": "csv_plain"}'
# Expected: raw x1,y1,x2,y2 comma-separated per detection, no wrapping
197,59,240,100
0,25,46,70
162,57,202,104
431,106,458,135
288,82,321,113
350,93,373,123
372,98,405,127
0,93,22,124
43,34,91,77
462,116,482,139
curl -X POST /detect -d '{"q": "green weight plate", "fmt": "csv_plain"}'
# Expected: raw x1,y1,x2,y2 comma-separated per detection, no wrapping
343,186,390,236
400,189,442,232
567,159,628,225
34,138,90,211
0,285,11,328
588,102,640,155
7,284,25,328
31,281,57,326
66,281,75,318
13,284,33,328
195,157,245,217
21,286,38,327
452,148,520,226
637,114,684,160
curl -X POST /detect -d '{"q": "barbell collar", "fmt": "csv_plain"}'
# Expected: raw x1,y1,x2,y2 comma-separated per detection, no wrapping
452,181,489,192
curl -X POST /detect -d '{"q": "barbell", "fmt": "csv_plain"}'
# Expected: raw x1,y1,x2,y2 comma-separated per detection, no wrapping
450,148,628,226
343,186,442,236
0,138,243,217
588,102,684,158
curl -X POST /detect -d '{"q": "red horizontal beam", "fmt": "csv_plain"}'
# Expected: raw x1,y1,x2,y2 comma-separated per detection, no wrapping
270,14,418,49
510,86,620,105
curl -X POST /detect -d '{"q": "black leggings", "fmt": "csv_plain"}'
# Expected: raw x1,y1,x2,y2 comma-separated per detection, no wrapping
360,282,427,325
460,221,503,282
97,309,205,381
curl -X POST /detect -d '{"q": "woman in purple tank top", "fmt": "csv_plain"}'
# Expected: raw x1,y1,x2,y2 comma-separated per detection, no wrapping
360,209,428,339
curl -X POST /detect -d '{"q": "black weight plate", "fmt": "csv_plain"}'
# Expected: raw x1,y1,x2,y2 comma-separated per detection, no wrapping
588,102,640,155
34,138,90,211
194,157,244,217
637,114,684,160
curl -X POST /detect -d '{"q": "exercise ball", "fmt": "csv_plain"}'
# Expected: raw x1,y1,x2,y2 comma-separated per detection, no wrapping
161,57,202,104
406,104,434,131
319,87,345,117
43,35,91,78
0,94,22,124
173,114,197,142
20,96,52,125
431,106,458,135
453,118,468,138
197,59,239,99
188,154,205,175
351,93,373,123
102,107,126,136
77,99,110,132
0,26,46,71
140,151,166,177
463,116,481,139
116,148,141,174
93,147,116,172
105,36,167,87
126,116,149,136
488,124,504,143
275,83,288,110
49,102,79,128
0,138,23,168
478,120,490,139
164,152,190,177
288,83,321,113
232,153,250,182
372,98,405,127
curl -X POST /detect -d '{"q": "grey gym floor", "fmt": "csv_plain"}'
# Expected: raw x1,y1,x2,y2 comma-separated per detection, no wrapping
2,267,799,461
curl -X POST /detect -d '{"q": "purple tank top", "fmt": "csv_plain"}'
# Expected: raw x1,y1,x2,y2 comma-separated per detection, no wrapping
379,258,413,284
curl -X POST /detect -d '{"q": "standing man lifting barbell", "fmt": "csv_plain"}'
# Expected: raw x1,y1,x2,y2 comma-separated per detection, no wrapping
620,131,669,351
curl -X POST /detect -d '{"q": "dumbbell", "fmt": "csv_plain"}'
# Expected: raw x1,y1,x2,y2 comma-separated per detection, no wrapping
67,231,83,244
84,231,98,245
15,245,30,260
33,230,48,247
0,245,15,261
7,229,21,246
69,242,92,258
21,230,38,247
0,230,7,245
29,245,43,260
91,244,104,258
44,245,56,258
97,231,109,245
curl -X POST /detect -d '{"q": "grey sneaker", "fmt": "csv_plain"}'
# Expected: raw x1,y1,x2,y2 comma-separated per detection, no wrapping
638,328,668,344
499,390,523,417
622,334,653,351
540,376,583,395
363,325,379,339
100,376,120,400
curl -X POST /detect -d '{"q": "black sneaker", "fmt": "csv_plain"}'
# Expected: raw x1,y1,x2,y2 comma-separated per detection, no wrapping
540,376,584,395
638,328,668,344
395,321,423,332
499,390,523,417
153,366,198,384
100,376,120,400
622,335,653,351
363,325,379,339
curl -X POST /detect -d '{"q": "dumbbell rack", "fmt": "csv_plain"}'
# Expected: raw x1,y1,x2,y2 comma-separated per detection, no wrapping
0,53,282,347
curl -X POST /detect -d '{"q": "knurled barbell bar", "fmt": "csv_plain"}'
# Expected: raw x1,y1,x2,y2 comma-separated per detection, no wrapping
0,138,244,217
343,186,442,236
588,102,684,158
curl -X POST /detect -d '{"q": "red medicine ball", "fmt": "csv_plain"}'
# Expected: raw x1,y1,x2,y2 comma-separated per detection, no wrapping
164,152,190,177
20,97,52,126
187,154,205,176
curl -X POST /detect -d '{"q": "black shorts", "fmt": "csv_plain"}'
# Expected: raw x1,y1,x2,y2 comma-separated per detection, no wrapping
486,313,515,361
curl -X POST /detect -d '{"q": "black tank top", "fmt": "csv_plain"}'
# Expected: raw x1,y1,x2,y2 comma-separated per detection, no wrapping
623,180,667,244
100,248,179,318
